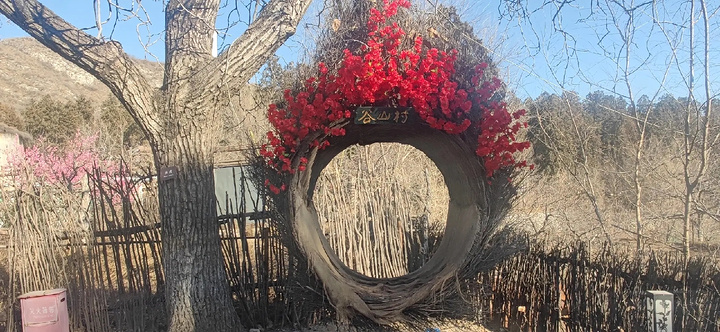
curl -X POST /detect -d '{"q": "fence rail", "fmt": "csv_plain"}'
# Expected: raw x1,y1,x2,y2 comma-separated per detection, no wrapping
480,241,720,331
1,164,331,332
2,163,720,331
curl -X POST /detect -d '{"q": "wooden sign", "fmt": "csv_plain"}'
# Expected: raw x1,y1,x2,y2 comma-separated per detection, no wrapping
354,106,413,125
160,166,178,182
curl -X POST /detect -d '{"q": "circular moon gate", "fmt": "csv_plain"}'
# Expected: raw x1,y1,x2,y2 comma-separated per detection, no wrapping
289,122,493,323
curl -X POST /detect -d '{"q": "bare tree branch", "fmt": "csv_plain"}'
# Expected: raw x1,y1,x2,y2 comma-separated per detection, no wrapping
0,0,161,139
201,0,313,95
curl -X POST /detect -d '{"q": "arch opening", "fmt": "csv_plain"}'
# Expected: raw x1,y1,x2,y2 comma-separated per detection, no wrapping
287,122,493,323
314,142,449,279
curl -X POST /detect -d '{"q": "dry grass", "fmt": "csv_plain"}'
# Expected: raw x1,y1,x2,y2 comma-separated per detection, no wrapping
0,38,162,111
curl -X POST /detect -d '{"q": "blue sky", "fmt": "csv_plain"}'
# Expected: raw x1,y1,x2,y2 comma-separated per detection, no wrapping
501,0,719,102
1,0,717,102
0,0,310,79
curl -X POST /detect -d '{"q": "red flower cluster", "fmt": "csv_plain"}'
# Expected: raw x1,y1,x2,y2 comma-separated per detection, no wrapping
469,64,533,177
260,0,531,193
339,0,473,134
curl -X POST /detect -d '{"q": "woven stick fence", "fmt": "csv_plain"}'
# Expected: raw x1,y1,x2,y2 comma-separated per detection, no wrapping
481,241,720,331
0,162,332,331
2,160,720,331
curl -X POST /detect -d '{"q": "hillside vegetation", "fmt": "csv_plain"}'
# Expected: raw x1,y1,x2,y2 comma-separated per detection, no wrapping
0,38,163,109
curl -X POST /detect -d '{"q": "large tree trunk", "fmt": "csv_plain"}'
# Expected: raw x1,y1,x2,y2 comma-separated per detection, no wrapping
0,0,313,331
156,1,244,329
155,118,241,330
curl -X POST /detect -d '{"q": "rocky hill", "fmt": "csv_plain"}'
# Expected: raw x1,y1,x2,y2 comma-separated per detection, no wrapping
0,37,163,110
0,37,271,166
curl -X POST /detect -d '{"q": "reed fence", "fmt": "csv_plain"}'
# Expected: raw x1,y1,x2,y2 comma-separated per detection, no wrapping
2,160,720,331
1,164,333,332
481,241,720,331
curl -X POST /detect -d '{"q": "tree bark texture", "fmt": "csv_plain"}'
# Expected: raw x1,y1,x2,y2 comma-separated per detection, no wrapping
0,0,313,331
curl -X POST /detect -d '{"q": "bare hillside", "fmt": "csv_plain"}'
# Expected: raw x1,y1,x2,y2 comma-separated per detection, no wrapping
0,37,270,165
0,37,163,110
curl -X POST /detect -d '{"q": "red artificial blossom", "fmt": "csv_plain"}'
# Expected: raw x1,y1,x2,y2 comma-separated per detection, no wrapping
260,0,531,194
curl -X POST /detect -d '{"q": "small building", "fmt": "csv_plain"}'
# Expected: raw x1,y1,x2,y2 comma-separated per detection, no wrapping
213,147,264,218
0,122,32,182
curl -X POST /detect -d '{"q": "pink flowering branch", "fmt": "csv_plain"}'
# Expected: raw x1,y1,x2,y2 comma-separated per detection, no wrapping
8,133,129,200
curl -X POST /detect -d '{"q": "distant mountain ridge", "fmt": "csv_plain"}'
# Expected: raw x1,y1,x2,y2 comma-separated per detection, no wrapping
0,37,270,166
0,37,163,111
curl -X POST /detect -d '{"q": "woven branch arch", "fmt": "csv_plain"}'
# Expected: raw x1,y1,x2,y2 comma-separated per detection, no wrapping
256,0,529,323
288,121,499,323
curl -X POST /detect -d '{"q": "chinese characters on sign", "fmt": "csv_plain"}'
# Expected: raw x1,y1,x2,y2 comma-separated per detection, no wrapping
22,294,60,324
19,288,69,331
160,166,178,182
28,305,57,319
354,106,413,125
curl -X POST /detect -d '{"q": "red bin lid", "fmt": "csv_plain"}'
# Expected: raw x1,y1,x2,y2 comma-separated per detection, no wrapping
18,288,66,299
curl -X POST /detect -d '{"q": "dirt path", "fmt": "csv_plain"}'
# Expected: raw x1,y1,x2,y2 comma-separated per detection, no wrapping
269,319,497,332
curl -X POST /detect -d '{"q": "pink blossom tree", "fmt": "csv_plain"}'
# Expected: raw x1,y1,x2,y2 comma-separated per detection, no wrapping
11,133,107,190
